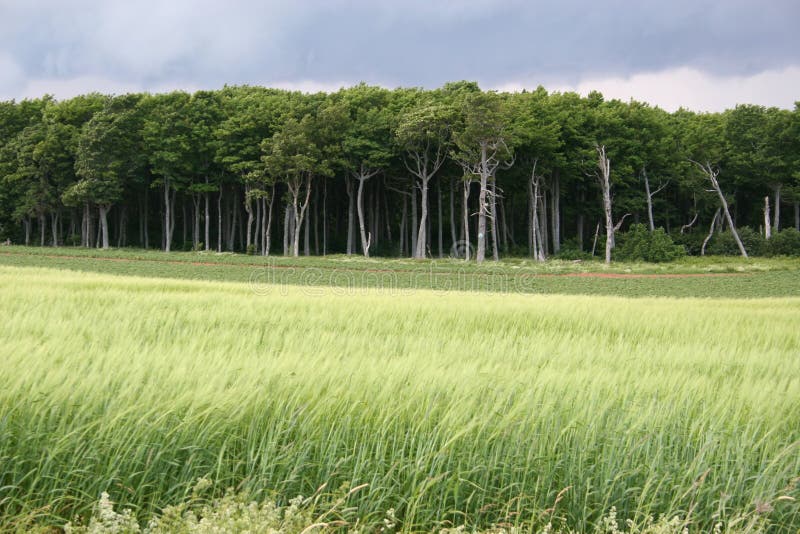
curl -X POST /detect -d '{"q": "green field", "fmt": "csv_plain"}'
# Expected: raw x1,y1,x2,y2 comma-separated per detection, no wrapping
1,246,800,299
1,259,799,532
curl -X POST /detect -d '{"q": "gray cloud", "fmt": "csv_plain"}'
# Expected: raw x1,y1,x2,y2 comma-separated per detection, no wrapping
0,0,798,108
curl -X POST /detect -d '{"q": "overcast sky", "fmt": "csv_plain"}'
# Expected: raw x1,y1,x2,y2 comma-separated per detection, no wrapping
1,0,798,111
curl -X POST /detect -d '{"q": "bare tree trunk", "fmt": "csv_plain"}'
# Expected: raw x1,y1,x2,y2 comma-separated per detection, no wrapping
164,179,172,252
644,168,654,232
346,177,354,255
476,143,489,263
410,180,418,257
701,208,721,256
313,186,319,255
764,196,772,240
228,189,238,251
795,200,799,231
192,194,201,250
264,186,275,256
449,177,457,250
413,172,432,259
322,179,328,255
217,187,223,253
98,205,110,249
694,161,747,257
254,193,262,254
540,188,549,257
244,186,253,251
399,194,407,256
291,174,313,257
355,173,372,257
596,146,614,264
437,179,443,258
528,162,545,262
24,218,31,246
490,179,499,261
591,222,600,256
204,183,210,250
462,179,471,261
772,184,781,232
382,182,392,243
551,172,560,253
143,191,149,249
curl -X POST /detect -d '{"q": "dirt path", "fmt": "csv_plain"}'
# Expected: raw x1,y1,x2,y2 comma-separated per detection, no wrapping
0,250,749,280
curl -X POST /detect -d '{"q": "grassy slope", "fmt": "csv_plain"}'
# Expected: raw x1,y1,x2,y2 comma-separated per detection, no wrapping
1,265,798,531
1,246,799,298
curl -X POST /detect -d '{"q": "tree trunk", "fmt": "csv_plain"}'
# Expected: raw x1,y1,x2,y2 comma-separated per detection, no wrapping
399,194,407,256
795,200,799,231
98,204,110,249
773,185,781,232
700,162,747,257
528,162,545,262
143,190,149,249
462,179,471,261
540,188,549,257
204,190,210,251
644,168,655,232
701,208,721,256
355,175,371,257
323,179,328,255
476,143,489,263
596,146,614,264
313,185,319,255
437,179,443,258
254,193,262,254
217,187,223,253
264,186,274,256
283,202,291,256
346,177,355,255
229,190,238,251
551,172,560,253
244,185,253,251
163,179,172,252
764,196,772,240
449,177,457,251
410,180,418,257
490,178,499,261
414,175,430,259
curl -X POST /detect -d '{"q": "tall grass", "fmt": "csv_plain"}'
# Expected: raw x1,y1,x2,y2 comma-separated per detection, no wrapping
0,265,798,531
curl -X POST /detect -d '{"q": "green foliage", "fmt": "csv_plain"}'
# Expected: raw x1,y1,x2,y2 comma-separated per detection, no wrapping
767,228,800,256
615,224,686,262
707,227,767,256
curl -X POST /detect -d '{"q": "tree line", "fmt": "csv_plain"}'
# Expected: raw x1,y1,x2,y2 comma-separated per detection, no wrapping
1,82,798,262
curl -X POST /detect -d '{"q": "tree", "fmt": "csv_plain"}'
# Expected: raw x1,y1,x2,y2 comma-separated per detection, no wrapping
395,92,453,258
339,85,394,257
452,90,514,263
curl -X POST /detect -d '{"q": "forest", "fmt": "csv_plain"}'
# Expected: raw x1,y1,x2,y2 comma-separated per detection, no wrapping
1,82,799,263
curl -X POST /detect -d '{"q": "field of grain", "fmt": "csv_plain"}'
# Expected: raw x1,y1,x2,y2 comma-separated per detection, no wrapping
0,265,798,531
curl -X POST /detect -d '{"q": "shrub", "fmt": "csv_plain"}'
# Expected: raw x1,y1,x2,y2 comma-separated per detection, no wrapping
707,227,767,256
767,228,800,256
672,231,705,256
554,239,593,261
615,224,686,262
246,244,256,255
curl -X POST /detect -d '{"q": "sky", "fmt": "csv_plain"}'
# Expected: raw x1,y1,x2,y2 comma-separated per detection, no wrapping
0,0,798,111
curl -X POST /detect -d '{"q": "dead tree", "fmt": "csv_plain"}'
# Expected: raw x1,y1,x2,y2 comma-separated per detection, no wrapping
691,160,747,257
764,196,771,240
642,166,668,231
701,208,721,256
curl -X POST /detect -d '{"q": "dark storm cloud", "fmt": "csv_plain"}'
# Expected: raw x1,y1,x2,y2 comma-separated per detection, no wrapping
0,0,798,98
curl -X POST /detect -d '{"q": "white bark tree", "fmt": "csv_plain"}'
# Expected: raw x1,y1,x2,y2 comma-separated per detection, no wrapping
691,160,748,257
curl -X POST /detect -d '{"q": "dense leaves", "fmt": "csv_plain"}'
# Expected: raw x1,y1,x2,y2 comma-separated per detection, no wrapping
0,84,798,260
